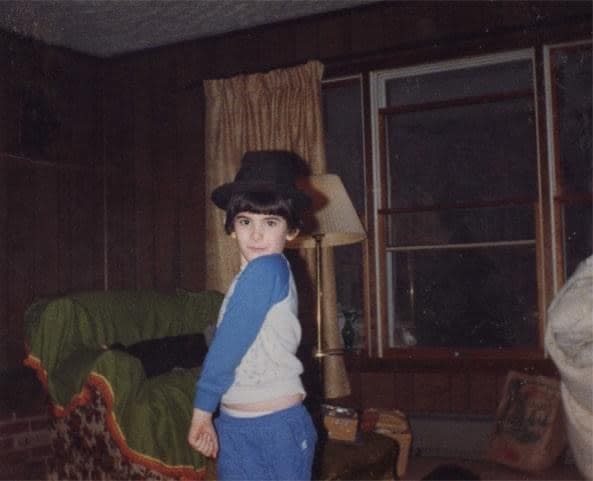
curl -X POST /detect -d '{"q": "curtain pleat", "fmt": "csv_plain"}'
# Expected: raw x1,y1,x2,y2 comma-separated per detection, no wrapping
203,60,350,399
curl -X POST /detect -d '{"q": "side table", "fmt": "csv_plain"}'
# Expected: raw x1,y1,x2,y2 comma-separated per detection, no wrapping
318,431,398,480
375,428,412,478
362,408,412,478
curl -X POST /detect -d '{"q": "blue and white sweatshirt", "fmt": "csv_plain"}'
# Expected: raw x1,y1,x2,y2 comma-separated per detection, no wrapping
193,254,305,412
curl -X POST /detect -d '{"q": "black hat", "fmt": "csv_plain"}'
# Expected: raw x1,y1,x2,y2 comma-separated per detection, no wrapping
211,150,312,210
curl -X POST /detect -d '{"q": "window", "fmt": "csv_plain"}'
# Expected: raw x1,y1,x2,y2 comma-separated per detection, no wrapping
371,51,542,356
322,77,367,350
545,41,592,288
320,45,591,360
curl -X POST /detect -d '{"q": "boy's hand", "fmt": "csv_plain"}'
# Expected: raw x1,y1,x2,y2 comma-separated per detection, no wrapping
187,408,219,458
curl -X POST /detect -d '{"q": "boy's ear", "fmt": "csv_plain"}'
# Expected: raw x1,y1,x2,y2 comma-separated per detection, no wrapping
286,229,299,242
230,231,237,239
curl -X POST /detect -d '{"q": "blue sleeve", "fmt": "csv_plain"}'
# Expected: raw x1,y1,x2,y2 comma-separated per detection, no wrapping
193,254,289,412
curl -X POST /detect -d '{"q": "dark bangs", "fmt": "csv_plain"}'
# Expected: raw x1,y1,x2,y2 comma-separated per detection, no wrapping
224,191,302,234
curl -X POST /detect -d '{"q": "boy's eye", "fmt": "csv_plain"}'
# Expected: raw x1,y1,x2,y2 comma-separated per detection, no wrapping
237,218,250,226
266,219,278,227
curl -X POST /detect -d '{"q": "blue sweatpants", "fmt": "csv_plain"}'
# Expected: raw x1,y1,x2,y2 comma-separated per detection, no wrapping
214,404,318,481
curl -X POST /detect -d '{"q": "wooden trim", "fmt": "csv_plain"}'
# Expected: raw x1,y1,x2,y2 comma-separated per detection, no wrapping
347,352,558,377
346,348,554,368
378,197,536,215
548,44,567,289
361,72,377,357
554,194,593,204
0,152,124,176
325,15,592,79
381,346,546,361
386,239,536,253
359,72,375,357
377,110,389,356
322,76,361,90
533,201,545,349
0,153,96,173
379,89,533,115
531,45,554,331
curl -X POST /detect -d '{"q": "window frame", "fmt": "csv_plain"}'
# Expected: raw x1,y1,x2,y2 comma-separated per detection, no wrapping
543,39,593,292
369,49,547,360
321,75,373,353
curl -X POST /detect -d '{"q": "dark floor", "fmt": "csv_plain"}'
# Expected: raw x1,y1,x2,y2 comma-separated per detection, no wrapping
1,456,584,481
402,455,585,481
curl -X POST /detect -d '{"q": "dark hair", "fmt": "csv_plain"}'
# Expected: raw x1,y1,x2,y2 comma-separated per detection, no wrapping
224,191,303,235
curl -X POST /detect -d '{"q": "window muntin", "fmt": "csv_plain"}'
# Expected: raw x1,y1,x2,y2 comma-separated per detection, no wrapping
385,59,533,106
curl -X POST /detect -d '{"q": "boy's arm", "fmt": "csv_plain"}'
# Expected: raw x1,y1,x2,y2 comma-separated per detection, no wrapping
193,254,289,412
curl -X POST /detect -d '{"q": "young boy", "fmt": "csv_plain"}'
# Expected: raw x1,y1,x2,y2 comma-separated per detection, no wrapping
187,150,318,480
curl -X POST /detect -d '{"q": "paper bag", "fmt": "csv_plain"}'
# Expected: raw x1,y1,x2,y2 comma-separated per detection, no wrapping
486,371,567,472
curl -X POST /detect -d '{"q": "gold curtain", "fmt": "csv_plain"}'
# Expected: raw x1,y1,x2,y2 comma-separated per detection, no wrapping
203,60,350,398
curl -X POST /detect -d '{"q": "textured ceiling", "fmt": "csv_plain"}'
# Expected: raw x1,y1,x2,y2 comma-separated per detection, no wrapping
0,0,376,58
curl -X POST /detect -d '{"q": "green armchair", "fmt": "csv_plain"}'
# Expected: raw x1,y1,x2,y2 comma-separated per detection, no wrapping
24,288,223,480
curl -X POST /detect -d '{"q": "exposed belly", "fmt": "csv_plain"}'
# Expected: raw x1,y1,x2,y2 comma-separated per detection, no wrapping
222,393,304,412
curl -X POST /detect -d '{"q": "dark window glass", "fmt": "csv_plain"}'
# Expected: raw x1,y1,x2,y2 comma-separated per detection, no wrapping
389,247,538,349
550,44,592,280
323,80,365,349
553,47,592,195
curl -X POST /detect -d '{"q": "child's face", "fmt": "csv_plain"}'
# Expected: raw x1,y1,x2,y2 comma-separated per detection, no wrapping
231,211,298,267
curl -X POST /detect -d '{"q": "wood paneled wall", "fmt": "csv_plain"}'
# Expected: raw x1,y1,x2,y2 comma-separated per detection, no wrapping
1,1,590,414
346,358,558,415
0,32,210,370
100,55,207,293
0,33,104,369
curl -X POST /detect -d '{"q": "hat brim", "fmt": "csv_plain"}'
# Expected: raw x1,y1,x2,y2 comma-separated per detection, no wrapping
211,181,311,210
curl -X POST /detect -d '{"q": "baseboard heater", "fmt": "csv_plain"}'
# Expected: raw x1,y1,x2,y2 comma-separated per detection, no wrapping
408,414,495,460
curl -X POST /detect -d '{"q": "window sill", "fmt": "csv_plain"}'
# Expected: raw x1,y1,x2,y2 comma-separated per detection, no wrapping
344,348,557,374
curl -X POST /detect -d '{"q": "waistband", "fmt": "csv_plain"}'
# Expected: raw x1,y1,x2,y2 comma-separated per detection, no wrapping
217,403,306,427
220,405,275,418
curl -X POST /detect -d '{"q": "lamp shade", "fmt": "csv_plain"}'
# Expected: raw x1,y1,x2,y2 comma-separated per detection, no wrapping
288,174,366,249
